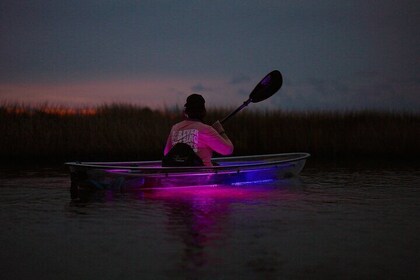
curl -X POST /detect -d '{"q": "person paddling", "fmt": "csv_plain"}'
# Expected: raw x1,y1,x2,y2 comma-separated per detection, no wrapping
163,94,233,166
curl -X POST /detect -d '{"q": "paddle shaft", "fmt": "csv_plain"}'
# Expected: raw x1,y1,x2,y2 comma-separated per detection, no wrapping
220,98,252,124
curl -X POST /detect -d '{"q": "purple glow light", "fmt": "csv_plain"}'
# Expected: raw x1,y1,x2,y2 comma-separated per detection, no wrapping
231,179,275,186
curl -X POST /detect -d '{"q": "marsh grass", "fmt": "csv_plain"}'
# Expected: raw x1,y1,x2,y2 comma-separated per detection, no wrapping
1,103,418,162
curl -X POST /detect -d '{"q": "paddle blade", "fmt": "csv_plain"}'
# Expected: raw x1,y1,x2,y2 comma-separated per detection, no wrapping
249,70,283,103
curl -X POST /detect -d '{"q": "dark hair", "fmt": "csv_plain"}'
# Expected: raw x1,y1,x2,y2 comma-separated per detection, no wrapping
184,94,206,120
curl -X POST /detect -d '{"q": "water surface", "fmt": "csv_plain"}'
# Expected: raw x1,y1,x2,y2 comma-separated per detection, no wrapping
0,161,419,279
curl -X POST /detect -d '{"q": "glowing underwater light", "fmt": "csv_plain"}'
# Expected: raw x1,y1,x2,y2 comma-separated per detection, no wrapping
231,179,275,186
70,153,309,194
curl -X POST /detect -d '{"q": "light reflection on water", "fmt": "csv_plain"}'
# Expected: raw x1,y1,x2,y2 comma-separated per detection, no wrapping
0,162,419,279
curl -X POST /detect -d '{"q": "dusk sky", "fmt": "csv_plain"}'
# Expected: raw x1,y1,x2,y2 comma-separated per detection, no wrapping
1,0,419,111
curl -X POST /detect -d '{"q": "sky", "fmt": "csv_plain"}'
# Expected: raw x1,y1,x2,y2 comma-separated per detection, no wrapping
0,0,419,111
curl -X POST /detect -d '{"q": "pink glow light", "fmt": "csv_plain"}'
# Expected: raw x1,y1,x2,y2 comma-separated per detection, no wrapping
143,183,298,201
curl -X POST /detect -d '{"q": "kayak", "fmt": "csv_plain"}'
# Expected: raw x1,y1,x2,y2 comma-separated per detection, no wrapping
66,153,310,193
66,153,310,191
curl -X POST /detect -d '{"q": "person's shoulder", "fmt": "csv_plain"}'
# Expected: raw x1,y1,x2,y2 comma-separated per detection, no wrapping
194,121,212,129
172,120,187,128
195,122,218,135
174,120,213,131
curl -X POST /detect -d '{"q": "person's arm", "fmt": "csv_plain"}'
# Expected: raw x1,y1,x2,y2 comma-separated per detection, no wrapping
203,121,233,155
212,120,231,140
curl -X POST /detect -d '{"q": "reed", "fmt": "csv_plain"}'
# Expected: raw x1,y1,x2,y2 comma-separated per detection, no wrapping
0,103,418,162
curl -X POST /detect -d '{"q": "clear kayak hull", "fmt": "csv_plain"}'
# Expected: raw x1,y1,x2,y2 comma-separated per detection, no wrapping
65,153,310,193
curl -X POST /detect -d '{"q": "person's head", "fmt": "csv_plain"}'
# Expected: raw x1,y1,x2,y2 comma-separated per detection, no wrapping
184,94,206,120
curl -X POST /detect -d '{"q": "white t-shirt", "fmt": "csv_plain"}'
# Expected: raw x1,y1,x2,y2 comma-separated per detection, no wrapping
164,120,233,166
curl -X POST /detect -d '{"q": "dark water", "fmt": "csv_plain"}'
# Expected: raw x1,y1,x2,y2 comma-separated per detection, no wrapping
0,161,419,280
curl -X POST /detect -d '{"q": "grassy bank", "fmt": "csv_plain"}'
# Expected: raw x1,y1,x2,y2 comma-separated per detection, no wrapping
1,103,418,162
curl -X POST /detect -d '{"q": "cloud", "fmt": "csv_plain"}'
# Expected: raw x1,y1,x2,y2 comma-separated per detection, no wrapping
191,83,213,92
276,76,420,112
229,74,251,85
236,89,250,97
307,78,350,96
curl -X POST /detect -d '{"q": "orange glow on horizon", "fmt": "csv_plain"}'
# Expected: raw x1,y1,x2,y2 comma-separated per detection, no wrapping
3,105,97,116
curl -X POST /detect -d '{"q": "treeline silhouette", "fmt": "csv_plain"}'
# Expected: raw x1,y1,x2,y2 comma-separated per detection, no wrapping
1,103,418,162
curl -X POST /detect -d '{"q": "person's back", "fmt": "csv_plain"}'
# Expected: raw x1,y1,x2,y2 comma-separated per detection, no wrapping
164,119,233,166
163,94,233,166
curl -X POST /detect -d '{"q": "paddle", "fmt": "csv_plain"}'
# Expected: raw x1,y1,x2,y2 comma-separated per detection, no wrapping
220,70,283,124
